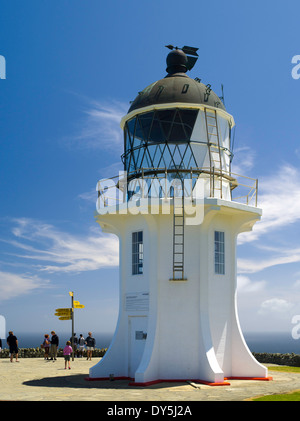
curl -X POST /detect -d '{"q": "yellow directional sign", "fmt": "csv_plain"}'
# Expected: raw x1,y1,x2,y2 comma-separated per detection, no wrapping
55,308,71,313
59,316,71,320
73,300,85,309
55,308,72,316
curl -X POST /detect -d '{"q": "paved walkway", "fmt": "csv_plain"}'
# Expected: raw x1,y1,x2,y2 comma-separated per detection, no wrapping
1,358,300,401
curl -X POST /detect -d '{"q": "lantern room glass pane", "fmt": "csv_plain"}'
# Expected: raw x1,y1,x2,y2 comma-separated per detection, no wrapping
137,113,153,141
123,109,199,173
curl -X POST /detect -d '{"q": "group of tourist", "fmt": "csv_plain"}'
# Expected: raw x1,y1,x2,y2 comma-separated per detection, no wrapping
1,330,96,369
41,330,59,361
42,331,96,365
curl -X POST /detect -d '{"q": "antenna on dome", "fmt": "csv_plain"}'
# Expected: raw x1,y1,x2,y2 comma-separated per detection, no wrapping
220,83,225,106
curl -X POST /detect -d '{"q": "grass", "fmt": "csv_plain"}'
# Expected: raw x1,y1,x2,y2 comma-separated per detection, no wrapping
267,365,300,373
253,391,300,401
252,365,300,401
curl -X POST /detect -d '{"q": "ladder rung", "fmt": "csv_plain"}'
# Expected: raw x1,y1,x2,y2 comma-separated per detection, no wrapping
173,188,184,279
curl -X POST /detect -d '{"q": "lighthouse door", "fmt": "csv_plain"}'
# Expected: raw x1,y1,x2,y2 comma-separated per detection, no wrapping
128,316,148,378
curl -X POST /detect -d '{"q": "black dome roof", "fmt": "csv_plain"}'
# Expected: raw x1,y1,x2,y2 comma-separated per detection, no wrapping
127,48,225,114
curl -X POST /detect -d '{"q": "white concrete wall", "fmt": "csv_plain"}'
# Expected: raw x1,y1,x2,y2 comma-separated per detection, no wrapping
90,199,267,383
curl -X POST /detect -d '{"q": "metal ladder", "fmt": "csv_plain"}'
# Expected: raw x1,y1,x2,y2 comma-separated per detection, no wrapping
204,108,223,198
172,182,185,280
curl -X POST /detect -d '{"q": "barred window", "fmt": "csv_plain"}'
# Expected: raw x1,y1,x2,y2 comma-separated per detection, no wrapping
132,231,143,275
214,231,225,275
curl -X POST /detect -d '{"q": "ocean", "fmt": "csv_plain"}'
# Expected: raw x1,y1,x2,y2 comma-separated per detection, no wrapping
244,331,300,354
3,332,114,350
2,331,300,354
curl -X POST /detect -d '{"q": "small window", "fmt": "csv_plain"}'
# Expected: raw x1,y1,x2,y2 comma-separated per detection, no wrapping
132,231,143,275
214,231,225,275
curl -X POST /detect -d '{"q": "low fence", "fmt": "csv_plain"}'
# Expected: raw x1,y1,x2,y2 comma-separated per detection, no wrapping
1,350,300,367
253,353,300,367
0,347,107,358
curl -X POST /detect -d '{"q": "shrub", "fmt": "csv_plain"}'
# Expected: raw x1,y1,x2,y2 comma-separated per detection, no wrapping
253,352,300,367
0,347,107,358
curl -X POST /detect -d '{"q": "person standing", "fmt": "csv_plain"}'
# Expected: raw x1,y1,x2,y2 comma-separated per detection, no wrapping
63,341,73,369
49,331,59,361
70,333,78,357
42,334,50,360
7,331,19,362
78,334,85,358
85,332,96,360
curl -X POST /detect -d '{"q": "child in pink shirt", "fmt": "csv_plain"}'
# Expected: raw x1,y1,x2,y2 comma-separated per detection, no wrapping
63,341,73,369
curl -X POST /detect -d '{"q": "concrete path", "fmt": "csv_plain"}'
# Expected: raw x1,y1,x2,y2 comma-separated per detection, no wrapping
1,358,300,401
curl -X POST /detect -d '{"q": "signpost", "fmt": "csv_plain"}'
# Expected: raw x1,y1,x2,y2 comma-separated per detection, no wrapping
54,292,85,361
55,308,72,317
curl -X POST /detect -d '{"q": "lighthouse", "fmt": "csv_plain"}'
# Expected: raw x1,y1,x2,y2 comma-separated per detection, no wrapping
89,46,270,385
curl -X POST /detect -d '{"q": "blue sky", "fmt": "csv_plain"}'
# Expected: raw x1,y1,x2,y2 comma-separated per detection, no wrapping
1,1,300,341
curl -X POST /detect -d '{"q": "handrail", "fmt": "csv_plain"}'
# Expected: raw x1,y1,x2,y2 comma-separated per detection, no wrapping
96,167,258,209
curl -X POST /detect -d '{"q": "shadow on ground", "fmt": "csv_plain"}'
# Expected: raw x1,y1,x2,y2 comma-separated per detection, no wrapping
23,375,187,390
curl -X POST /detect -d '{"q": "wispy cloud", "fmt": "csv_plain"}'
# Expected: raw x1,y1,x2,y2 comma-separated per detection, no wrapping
238,164,300,244
78,161,124,204
235,164,300,276
237,275,266,292
231,146,255,175
1,218,119,274
237,249,300,273
67,98,128,152
0,271,49,301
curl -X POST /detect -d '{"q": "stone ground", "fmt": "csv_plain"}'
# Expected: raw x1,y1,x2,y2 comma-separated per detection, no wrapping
0,357,300,403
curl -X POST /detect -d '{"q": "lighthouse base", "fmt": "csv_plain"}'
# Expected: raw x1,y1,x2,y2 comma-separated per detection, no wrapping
90,199,269,385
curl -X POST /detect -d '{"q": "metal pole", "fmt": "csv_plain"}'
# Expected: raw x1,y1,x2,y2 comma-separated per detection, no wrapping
164,168,167,201
256,179,258,207
71,292,74,361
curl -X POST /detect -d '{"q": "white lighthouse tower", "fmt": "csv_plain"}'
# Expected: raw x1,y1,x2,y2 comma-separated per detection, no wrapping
89,46,271,385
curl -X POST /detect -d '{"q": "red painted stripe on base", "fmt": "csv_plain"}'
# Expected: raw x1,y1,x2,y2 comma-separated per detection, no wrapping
85,376,133,382
225,376,273,381
85,376,230,386
128,379,231,387
85,376,272,386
